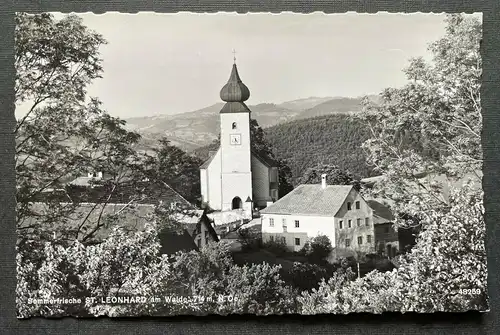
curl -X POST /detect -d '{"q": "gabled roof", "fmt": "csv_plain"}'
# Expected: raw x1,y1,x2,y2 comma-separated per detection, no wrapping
251,149,278,168
200,148,220,169
260,184,353,217
366,199,394,222
20,202,205,251
63,179,191,207
200,147,277,169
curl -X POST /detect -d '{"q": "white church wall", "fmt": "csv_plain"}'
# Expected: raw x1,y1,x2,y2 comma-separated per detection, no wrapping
200,168,208,204
251,156,270,207
206,149,222,210
220,112,252,174
221,172,253,211
261,213,336,252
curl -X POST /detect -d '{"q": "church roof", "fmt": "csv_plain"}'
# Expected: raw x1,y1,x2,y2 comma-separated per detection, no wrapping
251,149,278,168
260,184,353,217
220,102,252,114
200,148,220,169
220,64,250,103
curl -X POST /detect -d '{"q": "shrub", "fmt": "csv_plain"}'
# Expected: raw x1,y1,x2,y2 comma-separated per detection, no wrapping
262,239,289,257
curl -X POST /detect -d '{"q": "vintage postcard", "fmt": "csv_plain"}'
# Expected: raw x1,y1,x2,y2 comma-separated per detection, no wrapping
15,11,487,318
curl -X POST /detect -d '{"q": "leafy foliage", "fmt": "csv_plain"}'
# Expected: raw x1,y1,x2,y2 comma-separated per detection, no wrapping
15,13,151,243
17,228,298,317
296,163,360,190
358,14,482,230
143,138,203,203
300,235,334,265
299,14,487,314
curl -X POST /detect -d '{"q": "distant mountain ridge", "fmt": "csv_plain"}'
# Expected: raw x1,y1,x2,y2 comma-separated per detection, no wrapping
125,95,379,152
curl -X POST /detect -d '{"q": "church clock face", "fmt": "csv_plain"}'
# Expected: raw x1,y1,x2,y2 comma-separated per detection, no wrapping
230,134,241,145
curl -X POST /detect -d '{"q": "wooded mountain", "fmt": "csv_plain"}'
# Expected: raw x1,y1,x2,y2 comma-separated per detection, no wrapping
125,96,377,152
264,114,375,183
194,114,375,183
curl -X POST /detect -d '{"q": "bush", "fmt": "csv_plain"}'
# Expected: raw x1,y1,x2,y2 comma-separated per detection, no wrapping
262,239,289,257
301,235,333,265
238,228,262,252
288,262,328,292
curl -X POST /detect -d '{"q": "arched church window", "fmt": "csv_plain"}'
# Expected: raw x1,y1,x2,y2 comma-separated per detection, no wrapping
232,122,237,129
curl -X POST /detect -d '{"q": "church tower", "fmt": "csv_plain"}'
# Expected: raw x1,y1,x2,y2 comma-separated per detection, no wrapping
219,62,253,213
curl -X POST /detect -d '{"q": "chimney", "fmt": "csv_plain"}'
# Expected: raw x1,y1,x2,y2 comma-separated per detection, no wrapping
321,174,327,189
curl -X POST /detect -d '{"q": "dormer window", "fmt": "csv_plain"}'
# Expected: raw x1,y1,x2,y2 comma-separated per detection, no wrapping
232,122,237,129
347,202,352,211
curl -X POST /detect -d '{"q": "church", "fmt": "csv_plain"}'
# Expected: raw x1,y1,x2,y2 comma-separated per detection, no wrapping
200,63,280,215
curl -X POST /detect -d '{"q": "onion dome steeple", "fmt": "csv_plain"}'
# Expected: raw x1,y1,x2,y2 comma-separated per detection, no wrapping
220,64,250,102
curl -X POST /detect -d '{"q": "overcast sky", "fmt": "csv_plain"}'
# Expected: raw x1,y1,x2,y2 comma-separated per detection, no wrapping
21,12,481,119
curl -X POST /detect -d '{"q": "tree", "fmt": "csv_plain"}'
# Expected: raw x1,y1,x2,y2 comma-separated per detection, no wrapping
296,163,359,189
298,184,486,313
15,13,152,243
358,14,482,230
143,138,202,203
299,14,487,314
301,235,334,265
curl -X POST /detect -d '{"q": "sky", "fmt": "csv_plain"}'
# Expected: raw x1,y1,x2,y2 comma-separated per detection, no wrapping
20,12,482,119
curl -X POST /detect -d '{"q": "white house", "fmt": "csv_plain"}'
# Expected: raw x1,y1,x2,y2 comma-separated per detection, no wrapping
260,175,376,254
199,63,279,214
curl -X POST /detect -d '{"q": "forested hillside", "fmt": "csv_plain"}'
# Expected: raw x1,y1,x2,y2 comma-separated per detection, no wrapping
194,114,375,184
264,114,374,183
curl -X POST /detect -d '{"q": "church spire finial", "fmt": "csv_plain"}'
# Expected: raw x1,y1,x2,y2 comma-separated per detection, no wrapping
219,60,250,103
232,49,237,64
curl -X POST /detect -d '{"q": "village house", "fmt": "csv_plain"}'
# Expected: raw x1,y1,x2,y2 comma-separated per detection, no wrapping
199,63,279,216
260,174,400,258
260,175,374,253
24,174,219,253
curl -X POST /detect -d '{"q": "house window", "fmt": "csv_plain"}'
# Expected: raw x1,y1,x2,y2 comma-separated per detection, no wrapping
269,218,274,227
367,235,372,243
339,220,343,229
345,239,351,248
347,202,352,211
295,238,300,246
365,217,370,226
295,220,300,228
348,219,352,228
232,122,237,129
197,238,201,248
270,235,275,242
357,218,361,227
282,218,287,226
358,236,363,245
355,201,360,209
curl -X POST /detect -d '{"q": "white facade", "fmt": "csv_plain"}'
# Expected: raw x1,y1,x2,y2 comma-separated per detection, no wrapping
261,185,376,254
261,214,336,252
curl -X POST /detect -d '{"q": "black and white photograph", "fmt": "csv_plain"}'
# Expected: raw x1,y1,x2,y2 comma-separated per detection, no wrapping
14,11,487,318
